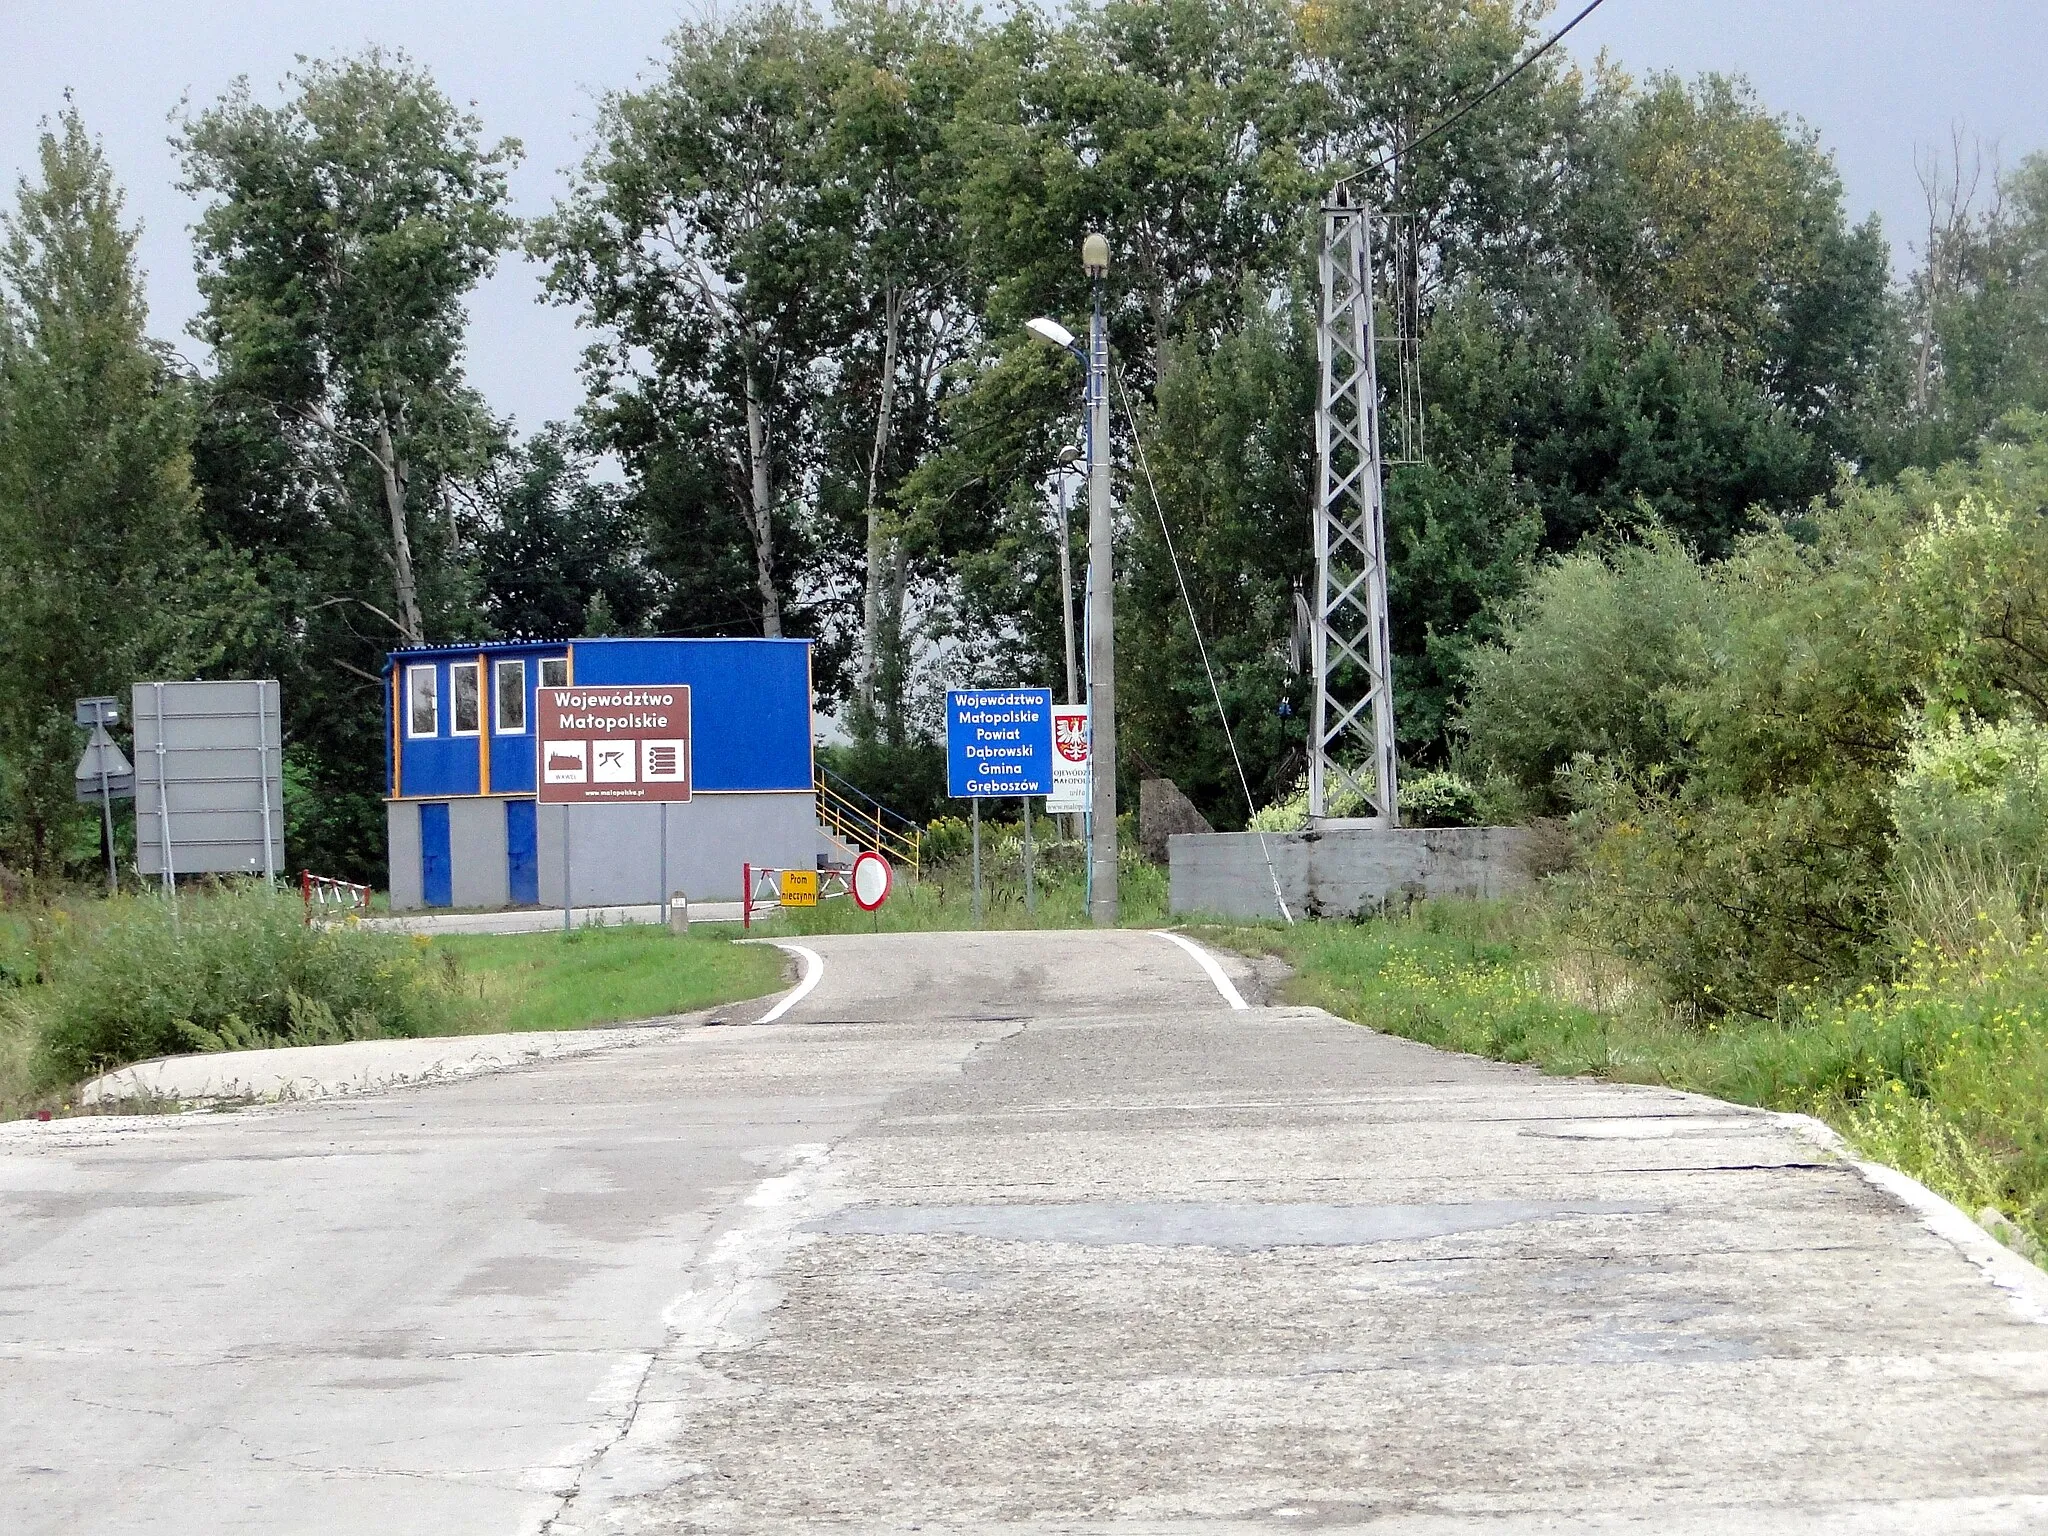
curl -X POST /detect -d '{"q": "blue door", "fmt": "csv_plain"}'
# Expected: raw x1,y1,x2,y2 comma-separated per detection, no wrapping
506,799,539,905
420,802,452,908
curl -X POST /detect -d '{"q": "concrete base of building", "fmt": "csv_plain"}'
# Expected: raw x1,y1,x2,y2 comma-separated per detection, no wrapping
1168,825,1537,921
388,792,818,911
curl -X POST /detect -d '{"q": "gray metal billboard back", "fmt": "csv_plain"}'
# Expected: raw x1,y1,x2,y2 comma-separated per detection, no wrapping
133,680,285,880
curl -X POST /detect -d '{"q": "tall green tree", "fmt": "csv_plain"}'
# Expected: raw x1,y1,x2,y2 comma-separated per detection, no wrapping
0,109,234,877
474,426,661,640
824,0,979,739
178,48,519,650
1120,291,1316,820
535,5,846,642
179,52,517,884
1901,151,2048,461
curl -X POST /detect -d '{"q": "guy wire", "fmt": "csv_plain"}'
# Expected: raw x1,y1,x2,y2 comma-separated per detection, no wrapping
1113,365,1295,925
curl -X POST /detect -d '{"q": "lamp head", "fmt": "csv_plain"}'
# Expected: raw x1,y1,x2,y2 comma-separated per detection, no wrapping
1025,316,1078,352
1056,445,1081,466
1082,232,1109,276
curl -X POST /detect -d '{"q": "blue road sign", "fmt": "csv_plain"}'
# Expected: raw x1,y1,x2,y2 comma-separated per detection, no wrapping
946,688,1054,797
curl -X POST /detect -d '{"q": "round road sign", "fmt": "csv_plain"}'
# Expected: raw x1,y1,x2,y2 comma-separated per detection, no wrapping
851,850,893,911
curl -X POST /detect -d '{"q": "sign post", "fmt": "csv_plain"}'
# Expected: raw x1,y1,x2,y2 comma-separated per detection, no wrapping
74,696,133,894
945,688,1054,924
537,684,693,929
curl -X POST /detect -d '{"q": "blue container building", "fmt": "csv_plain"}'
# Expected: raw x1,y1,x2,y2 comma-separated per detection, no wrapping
382,637,818,909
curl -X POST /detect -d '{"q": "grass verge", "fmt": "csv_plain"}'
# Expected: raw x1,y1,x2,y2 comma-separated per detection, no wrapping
0,889,788,1119
1192,900,2048,1265
430,924,787,1032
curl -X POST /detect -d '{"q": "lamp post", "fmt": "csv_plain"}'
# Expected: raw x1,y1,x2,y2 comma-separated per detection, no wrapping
1081,232,1116,925
1023,329,1087,844
1027,231,1117,924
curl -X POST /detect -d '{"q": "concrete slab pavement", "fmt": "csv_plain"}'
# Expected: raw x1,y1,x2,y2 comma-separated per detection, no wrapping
4,927,2046,1534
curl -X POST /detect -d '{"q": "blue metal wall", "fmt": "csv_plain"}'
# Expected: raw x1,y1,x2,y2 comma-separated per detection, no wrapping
384,637,813,799
572,638,813,792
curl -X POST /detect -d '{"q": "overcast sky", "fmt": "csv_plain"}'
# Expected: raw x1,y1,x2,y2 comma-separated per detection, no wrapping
5,1,2044,437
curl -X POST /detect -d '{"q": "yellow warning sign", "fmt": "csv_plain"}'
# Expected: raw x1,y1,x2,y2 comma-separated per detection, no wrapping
778,868,819,907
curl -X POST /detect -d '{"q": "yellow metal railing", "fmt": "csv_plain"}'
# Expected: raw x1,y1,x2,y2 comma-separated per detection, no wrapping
815,771,921,880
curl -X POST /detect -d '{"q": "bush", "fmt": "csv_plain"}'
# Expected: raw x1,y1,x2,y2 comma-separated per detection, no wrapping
17,884,479,1088
922,815,970,864
1564,761,1893,1016
1461,532,1716,800
1400,770,1481,827
1246,769,1482,830
1894,712,2048,873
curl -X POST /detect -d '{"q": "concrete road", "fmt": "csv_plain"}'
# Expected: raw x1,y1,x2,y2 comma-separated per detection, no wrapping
4,929,2047,1534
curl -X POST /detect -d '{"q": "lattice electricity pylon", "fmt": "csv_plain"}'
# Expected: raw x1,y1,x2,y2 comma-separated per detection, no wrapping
1310,189,1401,826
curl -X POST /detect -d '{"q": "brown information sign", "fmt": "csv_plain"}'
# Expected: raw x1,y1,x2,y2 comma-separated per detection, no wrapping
536,685,691,804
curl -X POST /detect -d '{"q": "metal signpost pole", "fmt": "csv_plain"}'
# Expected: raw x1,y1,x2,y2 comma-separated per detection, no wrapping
1057,470,1081,844
971,799,982,926
659,802,669,919
256,682,276,882
562,807,573,933
98,750,115,894
1084,232,1118,925
1023,795,1034,914
151,684,177,923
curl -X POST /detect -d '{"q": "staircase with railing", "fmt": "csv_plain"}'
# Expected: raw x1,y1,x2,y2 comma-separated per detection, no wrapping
815,765,921,880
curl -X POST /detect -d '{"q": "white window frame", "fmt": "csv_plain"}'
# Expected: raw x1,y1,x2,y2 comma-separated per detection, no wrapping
493,658,528,734
539,656,569,690
450,660,482,737
406,664,439,738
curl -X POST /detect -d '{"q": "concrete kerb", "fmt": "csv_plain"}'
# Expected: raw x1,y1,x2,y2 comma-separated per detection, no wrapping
69,1026,702,1111
356,901,760,937
1770,1109,2048,1324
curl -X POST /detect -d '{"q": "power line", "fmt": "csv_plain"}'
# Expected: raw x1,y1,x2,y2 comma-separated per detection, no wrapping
1354,0,1615,182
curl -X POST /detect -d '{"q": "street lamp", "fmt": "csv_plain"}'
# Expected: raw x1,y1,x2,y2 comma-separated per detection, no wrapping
1026,231,1117,925
1025,316,1078,354
1080,232,1116,925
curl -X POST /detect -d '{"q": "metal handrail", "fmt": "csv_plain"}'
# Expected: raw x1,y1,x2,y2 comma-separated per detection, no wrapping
818,764,923,833
814,775,921,879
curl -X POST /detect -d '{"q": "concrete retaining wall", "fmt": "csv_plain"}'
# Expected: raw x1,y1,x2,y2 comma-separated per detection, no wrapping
1169,826,1536,921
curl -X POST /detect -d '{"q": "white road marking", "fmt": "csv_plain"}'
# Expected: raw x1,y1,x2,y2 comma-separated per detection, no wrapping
757,943,824,1022
1156,930,1249,1010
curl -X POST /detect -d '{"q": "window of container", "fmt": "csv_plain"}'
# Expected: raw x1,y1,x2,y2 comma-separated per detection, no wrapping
494,658,527,733
539,656,569,689
450,661,481,736
406,665,438,737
